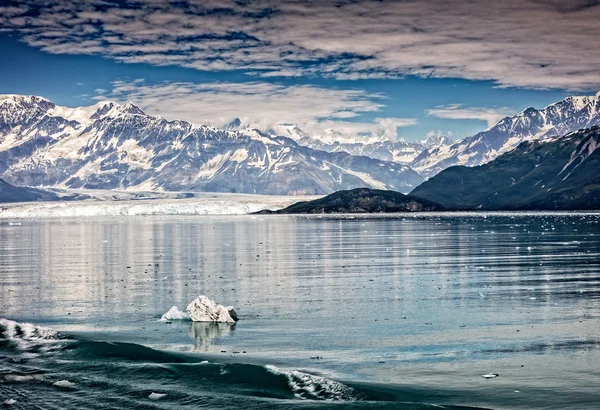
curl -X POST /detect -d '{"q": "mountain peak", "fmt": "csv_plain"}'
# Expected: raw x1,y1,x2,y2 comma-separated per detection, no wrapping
0,94,55,111
225,118,243,130
121,102,146,116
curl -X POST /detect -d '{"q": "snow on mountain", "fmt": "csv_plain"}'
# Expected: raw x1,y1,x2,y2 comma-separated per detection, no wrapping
411,126,600,210
411,93,600,178
268,123,453,165
0,95,423,195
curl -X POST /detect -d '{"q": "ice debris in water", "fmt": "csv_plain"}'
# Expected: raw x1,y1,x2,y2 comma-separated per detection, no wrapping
53,380,76,388
148,392,167,400
160,306,190,321
482,373,499,379
161,295,238,323
187,295,238,323
4,374,44,382
265,365,361,401
3,399,17,405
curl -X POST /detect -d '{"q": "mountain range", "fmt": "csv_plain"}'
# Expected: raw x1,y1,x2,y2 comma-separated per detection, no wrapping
0,95,423,195
261,123,454,165
411,93,600,177
1,92,599,203
411,126,600,210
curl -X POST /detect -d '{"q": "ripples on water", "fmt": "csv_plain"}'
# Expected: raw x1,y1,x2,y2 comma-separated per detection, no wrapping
0,213,599,409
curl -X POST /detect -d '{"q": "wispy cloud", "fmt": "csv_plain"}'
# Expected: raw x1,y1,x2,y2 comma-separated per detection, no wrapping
1,0,599,90
426,104,515,126
96,80,417,141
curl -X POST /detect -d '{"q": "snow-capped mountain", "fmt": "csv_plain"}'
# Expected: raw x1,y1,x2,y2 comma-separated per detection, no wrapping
411,93,600,178
265,123,453,164
0,95,424,195
411,126,600,210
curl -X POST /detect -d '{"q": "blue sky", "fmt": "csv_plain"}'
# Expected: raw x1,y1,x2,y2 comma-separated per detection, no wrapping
0,0,598,142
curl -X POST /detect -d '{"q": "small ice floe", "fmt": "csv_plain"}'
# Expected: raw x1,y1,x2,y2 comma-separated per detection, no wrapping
3,399,17,405
4,374,44,382
160,306,190,321
161,295,238,323
53,380,76,388
148,392,167,400
481,373,499,379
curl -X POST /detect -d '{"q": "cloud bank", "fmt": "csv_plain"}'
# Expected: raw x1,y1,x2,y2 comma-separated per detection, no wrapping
426,105,515,127
1,0,599,90
96,80,417,141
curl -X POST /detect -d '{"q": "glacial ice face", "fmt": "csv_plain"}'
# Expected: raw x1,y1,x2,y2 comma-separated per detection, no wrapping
0,193,318,218
186,295,238,323
160,306,190,321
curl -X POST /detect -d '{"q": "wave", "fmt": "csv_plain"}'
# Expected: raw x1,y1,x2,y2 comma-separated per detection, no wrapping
0,318,69,354
266,365,364,401
0,318,492,409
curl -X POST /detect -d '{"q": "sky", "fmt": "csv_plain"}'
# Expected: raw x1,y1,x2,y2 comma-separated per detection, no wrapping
0,0,598,142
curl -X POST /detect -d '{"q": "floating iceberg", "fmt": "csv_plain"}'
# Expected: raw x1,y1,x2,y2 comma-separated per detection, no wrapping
186,295,238,323
53,380,76,388
160,306,190,321
160,295,238,323
148,392,167,400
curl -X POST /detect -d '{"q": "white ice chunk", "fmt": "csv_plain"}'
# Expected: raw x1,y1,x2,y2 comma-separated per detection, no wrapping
3,399,17,405
481,373,499,379
186,295,238,323
148,392,167,400
4,374,44,382
160,306,190,321
53,380,76,388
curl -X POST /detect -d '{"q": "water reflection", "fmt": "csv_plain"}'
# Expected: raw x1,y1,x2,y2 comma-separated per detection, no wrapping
0,214,599,360
189,322,236,352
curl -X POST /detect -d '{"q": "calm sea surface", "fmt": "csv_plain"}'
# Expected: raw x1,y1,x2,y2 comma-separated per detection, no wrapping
1,213,599,409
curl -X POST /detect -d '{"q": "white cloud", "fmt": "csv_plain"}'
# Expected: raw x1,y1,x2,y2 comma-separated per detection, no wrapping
1,0,599,90
97,80,417,141
425,104,515,126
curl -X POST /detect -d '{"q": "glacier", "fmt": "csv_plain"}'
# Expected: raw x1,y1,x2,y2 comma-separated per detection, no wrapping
0,192,317,218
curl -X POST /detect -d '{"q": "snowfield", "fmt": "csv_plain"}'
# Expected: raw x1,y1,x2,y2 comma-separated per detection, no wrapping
0,192,318,218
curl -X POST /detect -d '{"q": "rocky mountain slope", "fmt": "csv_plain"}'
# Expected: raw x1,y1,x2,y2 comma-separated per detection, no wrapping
412,93,600,178
0,178,59,203
411,127,600,210
259,187,443,214
0,95,424,195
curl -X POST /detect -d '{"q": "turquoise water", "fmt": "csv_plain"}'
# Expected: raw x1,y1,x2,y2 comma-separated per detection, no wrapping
1,213,599,409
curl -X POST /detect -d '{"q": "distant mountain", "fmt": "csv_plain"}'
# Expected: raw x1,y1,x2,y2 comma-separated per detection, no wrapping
260,187,443,214
411,127,600,210
412,93,600,178
0,178,58,203
0,95,424,195
269,123,453,165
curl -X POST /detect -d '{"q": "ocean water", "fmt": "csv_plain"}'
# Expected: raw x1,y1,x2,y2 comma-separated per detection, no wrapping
1,213,599,409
